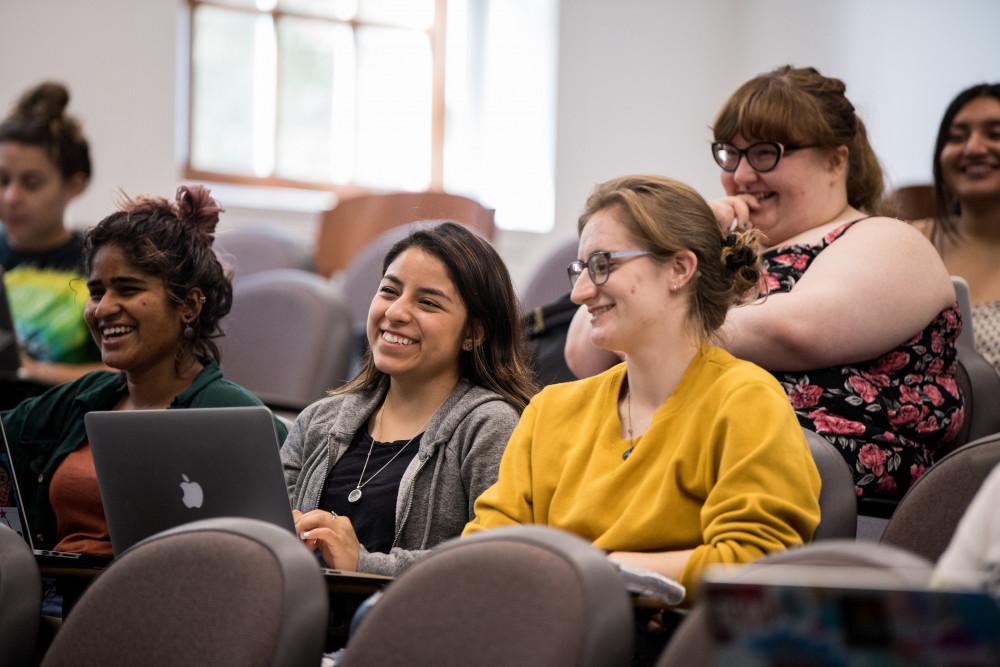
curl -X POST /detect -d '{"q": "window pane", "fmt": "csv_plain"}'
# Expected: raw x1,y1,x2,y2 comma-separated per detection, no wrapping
359,0,434,29
355,26,431,189
191,6,258,174
279,0,356,20
276,18,355,182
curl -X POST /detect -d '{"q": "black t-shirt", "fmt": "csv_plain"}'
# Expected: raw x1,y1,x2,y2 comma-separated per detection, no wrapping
321,426,422,554
0,230,86,273
0,230,100,363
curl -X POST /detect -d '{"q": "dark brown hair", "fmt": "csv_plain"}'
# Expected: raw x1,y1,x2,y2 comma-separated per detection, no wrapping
0,81,91,181
337,222,536,411
84,185,231,365
930,82,1000,246
579,175,762,341
713,65,885,214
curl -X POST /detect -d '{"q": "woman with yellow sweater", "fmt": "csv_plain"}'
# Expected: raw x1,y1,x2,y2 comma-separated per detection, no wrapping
464,175,821,600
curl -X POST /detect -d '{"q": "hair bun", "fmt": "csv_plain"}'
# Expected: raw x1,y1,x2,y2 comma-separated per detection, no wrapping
174,185,223,240
13,82,70,123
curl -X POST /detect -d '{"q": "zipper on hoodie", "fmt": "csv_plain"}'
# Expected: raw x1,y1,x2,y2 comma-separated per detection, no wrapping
390,450,430,550
310,432,338,510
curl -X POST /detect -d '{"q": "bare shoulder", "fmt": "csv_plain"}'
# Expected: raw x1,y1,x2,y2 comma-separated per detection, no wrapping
839,216,941,255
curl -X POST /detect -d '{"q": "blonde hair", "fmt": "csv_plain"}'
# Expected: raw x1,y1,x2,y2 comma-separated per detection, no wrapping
579,175,762,340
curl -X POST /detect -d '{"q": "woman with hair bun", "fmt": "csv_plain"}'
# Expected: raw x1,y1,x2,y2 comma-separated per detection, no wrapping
567,66,965,501
1,185,287,558
466,175,821,602
0,81,103,385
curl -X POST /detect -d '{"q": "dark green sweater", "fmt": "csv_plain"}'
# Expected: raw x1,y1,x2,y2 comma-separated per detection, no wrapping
2,361,287,549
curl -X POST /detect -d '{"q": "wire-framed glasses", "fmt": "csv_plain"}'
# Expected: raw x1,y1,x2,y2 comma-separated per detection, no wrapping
567,250,655,288
711,141,817,173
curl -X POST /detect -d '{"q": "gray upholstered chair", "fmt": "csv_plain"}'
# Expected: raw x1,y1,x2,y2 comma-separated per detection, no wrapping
0,525,41,667
880,433,1000,562
804,429,857,540
951,276,1000,448
214,228,312,279
218,268,352,411
519,236,579,313
657,540,933,667
341,525,634,667
41,518,328,667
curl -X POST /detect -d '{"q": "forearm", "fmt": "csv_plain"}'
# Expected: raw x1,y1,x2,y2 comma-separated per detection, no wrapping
607,548,696,581
357,545,429,577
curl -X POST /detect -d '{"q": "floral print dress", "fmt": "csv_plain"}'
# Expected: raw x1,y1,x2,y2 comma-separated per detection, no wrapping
764,219,966,500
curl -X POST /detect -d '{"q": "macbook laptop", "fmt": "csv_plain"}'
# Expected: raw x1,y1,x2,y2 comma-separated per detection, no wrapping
702,565,1000,666
1,419,111,569
86,406,296,556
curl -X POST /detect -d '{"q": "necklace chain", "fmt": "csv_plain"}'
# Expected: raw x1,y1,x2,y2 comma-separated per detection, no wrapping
623,379,637,461
348,401,425,503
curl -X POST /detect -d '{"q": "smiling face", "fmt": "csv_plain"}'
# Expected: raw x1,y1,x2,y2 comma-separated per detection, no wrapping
0,141,84,249
719,135,847,246
367,247,469,388
939,96,1000,207
570,206,677,356
84,244,194,378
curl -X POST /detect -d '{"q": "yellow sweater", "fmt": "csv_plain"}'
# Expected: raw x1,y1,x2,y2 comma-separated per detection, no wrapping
464,345,821,597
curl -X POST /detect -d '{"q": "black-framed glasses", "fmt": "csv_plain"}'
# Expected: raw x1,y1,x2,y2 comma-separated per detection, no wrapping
567,250,654,288
711,141,817,173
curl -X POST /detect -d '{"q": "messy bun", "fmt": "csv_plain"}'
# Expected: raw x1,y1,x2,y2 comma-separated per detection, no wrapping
175,185,223,241
85,186,231,366
579,175,759,340
721,228,764,299
0,81,91,181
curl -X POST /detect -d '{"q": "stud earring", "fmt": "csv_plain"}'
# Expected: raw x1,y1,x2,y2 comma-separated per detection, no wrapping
462,340,474,351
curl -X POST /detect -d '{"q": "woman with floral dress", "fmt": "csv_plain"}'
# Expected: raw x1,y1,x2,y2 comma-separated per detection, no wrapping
566,66,964,500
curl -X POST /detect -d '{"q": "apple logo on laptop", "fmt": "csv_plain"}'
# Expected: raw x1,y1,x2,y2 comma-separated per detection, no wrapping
179,474,204,509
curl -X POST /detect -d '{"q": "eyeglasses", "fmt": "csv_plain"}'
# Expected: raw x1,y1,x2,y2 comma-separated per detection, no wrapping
711,141,817,173
567,250,655,288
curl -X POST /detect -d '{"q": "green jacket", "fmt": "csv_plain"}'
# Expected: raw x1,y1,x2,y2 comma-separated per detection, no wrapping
2,361,287,549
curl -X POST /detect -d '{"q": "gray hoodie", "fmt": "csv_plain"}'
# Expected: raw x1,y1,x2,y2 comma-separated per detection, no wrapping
281,378,519,576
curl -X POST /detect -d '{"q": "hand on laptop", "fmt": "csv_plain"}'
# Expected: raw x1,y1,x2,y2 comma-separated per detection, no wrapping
293,509,361,571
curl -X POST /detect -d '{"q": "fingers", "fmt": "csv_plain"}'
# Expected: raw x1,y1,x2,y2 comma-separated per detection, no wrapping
709,195,759,233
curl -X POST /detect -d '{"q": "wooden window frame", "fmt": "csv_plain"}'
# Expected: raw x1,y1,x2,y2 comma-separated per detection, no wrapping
183,0,447,196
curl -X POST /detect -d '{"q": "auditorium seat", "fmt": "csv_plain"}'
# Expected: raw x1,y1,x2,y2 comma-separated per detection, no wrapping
0,525,40,667
41,518,327,667
341,525,634,667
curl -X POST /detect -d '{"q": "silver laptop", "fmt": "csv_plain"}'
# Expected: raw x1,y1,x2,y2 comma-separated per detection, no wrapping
1,419,112,568
85,406,295,556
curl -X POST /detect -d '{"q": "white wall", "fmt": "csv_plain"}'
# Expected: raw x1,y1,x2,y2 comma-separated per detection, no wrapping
2,0,999,290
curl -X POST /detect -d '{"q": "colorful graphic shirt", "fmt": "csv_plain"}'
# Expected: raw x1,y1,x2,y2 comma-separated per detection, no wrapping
763,220,965,500
0,231,99,363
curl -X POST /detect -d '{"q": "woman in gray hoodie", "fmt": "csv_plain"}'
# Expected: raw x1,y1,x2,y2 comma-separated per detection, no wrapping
283,222,535,576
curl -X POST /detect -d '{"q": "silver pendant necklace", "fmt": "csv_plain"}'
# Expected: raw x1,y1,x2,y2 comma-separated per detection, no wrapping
348,404,424,503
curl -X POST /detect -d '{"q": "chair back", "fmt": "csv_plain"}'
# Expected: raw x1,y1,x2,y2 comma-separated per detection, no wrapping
315,191,495,277
214,228,312,279
803,430,857,540
880,433,1000,562
341,525,634,667
41,518,327,667
519,236,579,312
890,184,935,222
657,540,933,667
951,276,1000,448
0,525,40,667
219,269,352,410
